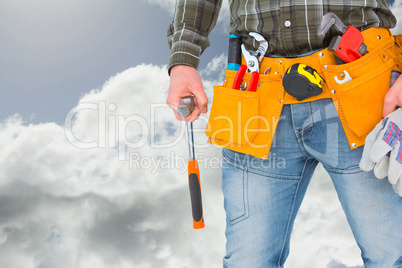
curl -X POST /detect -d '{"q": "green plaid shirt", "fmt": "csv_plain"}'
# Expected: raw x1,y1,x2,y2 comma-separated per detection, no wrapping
167,0,396,71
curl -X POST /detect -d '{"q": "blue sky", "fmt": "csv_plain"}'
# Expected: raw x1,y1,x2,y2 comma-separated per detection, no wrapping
0,1,173,123
0,0,228,124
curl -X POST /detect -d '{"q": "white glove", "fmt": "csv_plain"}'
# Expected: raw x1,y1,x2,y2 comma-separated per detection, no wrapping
392,177,402,196
359,109,402,196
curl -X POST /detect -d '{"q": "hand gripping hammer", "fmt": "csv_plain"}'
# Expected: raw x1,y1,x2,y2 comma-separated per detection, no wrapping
177,96,205,229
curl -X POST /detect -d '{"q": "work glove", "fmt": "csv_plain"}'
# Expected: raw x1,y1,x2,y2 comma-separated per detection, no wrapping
359,108,402,196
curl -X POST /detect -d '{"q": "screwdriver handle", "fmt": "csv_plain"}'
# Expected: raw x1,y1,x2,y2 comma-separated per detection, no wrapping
188,159,205,229
227,34,242,71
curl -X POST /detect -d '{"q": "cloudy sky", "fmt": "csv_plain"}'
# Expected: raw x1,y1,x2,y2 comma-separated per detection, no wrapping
0,1,401,268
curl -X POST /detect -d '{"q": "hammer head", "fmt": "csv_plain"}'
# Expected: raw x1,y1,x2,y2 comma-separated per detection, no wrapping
177,95,195,118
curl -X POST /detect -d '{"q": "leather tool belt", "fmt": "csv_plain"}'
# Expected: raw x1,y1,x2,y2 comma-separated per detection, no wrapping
206,27,402,159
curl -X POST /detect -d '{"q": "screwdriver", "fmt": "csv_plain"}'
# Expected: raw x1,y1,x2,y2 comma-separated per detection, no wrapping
227,34,242,71
177,96,205,229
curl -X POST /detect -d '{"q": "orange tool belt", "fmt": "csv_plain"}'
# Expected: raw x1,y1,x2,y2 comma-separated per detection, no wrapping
205,27,402,159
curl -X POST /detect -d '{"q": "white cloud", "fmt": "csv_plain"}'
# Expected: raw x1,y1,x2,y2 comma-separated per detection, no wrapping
141,0,176,15
0,62,225,268
0,59,367,267
200,53,227,79
391,2,402,35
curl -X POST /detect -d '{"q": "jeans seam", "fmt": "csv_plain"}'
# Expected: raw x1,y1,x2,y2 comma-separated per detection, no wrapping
227,169,249,225
222,150,249,225
299,102,314,153
290,105,313,159
325,166,364,174
222,149,247,170
224,149,301,180
300,124,314,140
277,156,312,267
246,168,301,180
298,138,312,159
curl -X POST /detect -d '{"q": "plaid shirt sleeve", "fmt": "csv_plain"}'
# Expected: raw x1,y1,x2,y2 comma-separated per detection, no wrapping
167,0,223,72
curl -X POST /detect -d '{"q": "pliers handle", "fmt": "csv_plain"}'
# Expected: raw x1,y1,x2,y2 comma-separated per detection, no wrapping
248,71,259,92
232,65,259,92
231,32,267,92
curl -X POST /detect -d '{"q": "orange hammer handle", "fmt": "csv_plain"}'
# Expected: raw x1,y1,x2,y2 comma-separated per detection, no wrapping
188,159,205,229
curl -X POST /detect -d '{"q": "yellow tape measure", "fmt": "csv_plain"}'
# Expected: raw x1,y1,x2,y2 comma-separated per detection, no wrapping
283,63,324,101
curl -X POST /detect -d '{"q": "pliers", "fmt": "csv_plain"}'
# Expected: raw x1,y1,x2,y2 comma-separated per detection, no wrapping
232,32,268,92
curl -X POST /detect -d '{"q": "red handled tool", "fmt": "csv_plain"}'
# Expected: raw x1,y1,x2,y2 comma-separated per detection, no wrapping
232,65,247,89
177,96,205,229
231,32,267,91
232,65,259,91
318,12,368,63
247,72,259,92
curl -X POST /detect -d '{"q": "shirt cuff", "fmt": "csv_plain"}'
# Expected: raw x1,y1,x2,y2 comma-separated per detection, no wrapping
168,40,202,74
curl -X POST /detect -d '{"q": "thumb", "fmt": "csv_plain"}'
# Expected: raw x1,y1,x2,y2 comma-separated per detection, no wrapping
193,89,209,114
383,99,399,118
383,73,402,117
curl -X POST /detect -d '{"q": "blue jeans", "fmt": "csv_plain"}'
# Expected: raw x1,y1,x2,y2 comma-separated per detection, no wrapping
222,99,402,268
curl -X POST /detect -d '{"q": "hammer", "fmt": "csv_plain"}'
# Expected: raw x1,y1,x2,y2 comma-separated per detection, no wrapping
177,96,205,229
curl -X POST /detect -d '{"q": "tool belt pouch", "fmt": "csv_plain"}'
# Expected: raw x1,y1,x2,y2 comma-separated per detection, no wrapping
205,77,260,149
393,34,402,68
326,29,402,143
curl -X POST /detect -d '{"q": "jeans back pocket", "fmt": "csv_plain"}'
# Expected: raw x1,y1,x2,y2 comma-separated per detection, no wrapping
222,154,249,225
